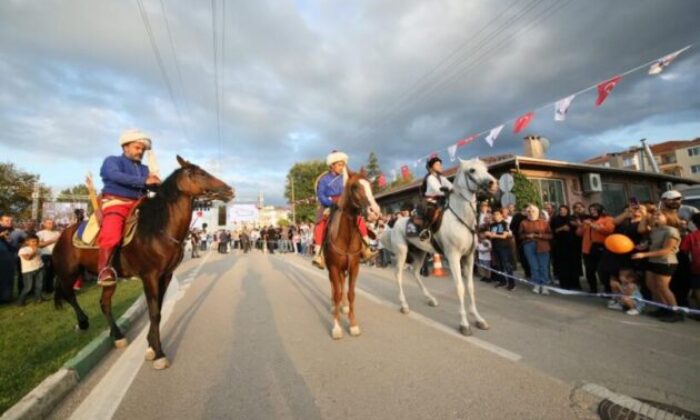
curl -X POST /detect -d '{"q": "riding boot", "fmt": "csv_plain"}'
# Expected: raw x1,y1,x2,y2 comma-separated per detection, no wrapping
312,245,326,270
97,246,118,287
361,237,378,262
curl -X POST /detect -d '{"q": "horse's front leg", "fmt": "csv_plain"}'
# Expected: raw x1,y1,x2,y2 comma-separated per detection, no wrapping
347,260,361,337
143,273,168,369
445,251,471,336
329,267,344,340
100,284,127,348
462,253,489,330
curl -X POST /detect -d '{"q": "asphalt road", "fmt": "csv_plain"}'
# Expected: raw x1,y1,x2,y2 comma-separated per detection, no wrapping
50,250,700,419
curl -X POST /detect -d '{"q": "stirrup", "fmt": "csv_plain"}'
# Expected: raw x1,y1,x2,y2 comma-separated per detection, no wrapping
97,267,118,287
418,229,431,242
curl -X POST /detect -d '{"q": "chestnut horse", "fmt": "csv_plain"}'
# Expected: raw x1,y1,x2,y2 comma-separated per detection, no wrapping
53,156,234,369
324,171,381,339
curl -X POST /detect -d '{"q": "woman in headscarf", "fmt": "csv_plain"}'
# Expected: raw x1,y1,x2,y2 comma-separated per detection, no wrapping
519,204,553,295
550,205,581,290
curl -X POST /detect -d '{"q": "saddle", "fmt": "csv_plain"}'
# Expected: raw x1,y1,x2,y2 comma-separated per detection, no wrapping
72,200,143,249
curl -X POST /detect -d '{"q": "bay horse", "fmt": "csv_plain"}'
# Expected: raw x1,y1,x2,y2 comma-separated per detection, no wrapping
380,158,497,336
324,170,381,339
53,156,234,369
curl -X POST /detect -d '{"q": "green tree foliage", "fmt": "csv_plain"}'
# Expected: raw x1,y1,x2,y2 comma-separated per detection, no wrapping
0,162,51,219
277,218,290,228
284,160,327,223
512,172,541,209
366,152,382,190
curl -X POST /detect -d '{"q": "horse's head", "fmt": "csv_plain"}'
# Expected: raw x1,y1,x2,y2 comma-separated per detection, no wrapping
176,155,235,202
344,171,382,222
454,158,498,197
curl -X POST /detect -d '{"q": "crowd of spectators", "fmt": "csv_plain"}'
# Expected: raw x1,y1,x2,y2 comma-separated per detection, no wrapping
469,190,700,322
0,214,65,306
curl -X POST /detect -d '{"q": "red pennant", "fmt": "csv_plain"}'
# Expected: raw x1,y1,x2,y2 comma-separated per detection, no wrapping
457,135,477,147
596,75,622,106
513,112,535,133
377,174,387,188
429,152,438,159
400,165,411,181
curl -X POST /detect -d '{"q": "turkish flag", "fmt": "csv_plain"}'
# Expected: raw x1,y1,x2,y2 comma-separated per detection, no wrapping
400,165,411,181
196,211,203,217
596,75,622,106
377,173,387,188
457,135,477,147
513,112,535,133
429,152,438,159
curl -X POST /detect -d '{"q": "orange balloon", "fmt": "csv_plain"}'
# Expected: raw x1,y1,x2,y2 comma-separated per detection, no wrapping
604,234,635,254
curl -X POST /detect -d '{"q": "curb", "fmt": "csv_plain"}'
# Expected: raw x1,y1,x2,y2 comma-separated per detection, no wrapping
1,295,147,420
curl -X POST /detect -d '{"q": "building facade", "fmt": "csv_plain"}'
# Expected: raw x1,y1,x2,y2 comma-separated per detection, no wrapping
585,139,700,180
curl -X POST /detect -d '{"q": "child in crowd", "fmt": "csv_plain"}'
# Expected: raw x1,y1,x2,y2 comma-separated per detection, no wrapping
679,212,700,320
477,231,492,282
608,267,645,315
487,209,515,290
17,234,45,305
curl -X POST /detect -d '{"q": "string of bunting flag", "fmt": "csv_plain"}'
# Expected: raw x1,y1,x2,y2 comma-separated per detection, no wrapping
376,44,692,186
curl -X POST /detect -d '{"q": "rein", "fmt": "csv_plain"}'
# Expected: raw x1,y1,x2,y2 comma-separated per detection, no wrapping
326,208,364,258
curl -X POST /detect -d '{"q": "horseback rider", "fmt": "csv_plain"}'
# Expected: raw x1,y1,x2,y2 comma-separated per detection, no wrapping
97,129,161,286
406,156,453,241
312,150,377,269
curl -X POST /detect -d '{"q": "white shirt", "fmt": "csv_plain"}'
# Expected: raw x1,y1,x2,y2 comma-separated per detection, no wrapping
37,229,61,256
425,174,453,197
477,240,492,261
19,246,44,273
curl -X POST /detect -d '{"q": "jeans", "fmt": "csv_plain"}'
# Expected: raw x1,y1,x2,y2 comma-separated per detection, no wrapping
522,241,550,286
18,268,44,303
493,246,514,285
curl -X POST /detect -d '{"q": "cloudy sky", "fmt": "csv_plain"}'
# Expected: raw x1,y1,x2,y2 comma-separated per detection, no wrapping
1,0,699,204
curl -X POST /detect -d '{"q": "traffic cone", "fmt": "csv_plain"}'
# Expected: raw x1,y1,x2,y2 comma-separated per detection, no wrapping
431,254,448,277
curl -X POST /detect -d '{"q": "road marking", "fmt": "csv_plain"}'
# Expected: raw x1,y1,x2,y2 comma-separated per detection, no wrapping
69,251,214,420
284,258,522,363
582,383,685,420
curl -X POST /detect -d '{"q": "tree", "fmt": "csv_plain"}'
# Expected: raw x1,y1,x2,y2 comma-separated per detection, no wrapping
0,162,51,219
512,171,541,209
284,160,328,223
366,152,382,190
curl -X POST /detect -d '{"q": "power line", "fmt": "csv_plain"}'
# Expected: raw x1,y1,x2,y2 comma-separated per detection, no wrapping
157,0,193,124
211,0,222,162
135,0,189,141
354,0,554,145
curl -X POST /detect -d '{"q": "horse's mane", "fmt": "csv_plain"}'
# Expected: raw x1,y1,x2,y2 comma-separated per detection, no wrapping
137,168,185,238
330,171,364,241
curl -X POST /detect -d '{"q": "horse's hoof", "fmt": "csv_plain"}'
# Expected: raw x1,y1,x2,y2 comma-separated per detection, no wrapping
428,299,438,307
400,306,410,314
349,326,361,337
145,347,156,361
153,357,170,370
475,320,490,330
459,325,473,336
331,327,344,340
114,338,129,349
341,306,350,315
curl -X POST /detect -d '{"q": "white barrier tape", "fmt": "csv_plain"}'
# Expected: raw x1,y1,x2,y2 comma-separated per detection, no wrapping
475,263,700,316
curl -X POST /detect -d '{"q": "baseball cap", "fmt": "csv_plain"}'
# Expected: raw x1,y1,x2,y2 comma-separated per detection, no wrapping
661,190,682,200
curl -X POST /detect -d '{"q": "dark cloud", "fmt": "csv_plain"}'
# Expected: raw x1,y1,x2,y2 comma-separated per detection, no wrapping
0,0,698,204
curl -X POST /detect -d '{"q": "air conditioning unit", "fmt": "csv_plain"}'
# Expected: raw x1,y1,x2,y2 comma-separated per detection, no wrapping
582,173,602,193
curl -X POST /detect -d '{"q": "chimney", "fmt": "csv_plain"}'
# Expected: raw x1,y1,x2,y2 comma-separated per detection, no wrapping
523,135,545,159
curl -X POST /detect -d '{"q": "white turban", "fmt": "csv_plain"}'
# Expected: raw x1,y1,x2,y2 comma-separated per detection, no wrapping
119,129,152,150
326,151,348,166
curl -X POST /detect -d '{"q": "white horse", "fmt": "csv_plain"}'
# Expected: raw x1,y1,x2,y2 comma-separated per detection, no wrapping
380,158,498,336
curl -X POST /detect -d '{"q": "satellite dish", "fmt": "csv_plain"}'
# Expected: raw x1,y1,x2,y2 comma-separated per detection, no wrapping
540,137,550,152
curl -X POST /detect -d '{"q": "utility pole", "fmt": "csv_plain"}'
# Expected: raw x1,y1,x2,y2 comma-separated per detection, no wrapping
31,183,40,221
291,177,296,224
